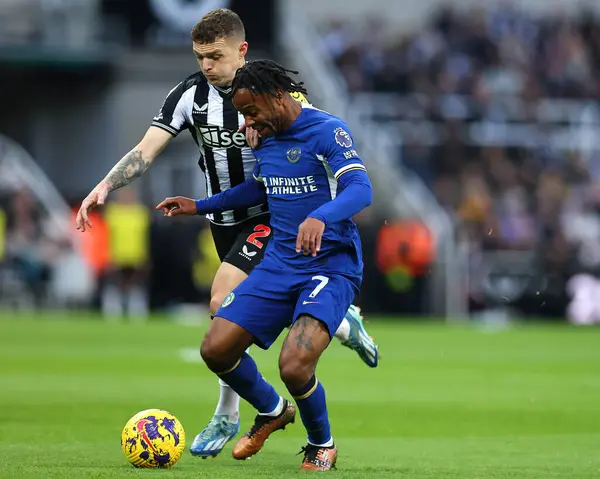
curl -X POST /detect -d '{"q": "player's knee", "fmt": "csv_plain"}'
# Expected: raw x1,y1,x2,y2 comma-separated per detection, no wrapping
200,333,235,373
209,292,227,316
279,355,315,390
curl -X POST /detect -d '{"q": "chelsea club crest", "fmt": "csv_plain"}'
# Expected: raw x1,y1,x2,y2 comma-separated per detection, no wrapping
221,292,235,307
286,147,302,163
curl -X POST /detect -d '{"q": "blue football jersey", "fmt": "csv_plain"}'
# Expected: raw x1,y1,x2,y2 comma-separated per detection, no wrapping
253,105,366,279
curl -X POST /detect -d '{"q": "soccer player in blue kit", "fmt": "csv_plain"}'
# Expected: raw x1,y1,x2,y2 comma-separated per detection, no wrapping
156,60,373,471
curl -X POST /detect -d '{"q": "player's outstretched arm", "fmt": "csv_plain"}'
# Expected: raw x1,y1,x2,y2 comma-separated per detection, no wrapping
76,127,172,231
156,178,267,217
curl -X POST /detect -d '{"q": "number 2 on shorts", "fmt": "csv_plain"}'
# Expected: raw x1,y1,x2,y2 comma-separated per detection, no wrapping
247,224,271,249
309,275,329,298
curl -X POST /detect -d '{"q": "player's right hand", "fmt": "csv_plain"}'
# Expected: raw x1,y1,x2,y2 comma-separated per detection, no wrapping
155,196,197,216
238,123,261,149
76,183,110,232
296,217,325,257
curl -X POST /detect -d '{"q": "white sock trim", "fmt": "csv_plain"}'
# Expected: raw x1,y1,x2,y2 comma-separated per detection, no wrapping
258,396,284,417
308,437,334,448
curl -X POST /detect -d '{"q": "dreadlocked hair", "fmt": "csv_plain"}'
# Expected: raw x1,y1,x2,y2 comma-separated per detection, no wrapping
231,59,308,98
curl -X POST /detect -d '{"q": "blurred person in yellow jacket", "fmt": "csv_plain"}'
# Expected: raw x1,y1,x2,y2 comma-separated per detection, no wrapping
102,187,150,320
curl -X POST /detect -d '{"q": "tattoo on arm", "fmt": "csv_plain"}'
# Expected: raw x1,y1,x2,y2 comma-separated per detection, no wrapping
103,149,150,192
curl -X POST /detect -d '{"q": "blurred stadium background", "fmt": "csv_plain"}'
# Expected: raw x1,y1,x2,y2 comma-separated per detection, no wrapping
3,0,600,323
1,1,600,477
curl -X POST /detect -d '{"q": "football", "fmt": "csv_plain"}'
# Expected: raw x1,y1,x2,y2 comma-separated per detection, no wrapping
121,409,185,468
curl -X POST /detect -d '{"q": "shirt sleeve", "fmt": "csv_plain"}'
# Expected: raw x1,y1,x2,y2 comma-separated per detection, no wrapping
317,118,367,181
151,81,194,136
308,170,372,225
195,179,267,215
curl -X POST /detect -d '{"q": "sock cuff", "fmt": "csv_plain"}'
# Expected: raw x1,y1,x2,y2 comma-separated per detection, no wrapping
308,437,334,448
289,375,318,400
216,357,242,376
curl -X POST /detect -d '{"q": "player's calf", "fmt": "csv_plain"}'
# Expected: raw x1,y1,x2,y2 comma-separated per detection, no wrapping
204,263,251,456
279,315,336,468
285,374,332,446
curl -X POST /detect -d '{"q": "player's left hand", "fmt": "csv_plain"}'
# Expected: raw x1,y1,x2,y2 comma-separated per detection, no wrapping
296,218,325,257
155,196,197,216
238,123,261,149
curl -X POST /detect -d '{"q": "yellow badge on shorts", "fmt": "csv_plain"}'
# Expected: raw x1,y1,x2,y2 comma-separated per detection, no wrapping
221,292,235,308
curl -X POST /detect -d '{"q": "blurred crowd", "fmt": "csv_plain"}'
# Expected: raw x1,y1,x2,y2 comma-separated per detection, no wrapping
321,4,600,97
3,1,600,319
321,4,600,320
0,184,220,318
0,188,60,309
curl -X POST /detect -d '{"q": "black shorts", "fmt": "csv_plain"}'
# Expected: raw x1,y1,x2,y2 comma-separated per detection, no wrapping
210,214,273,275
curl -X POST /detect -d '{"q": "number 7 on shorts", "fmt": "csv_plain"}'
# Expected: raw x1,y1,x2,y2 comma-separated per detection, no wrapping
308,275,329,298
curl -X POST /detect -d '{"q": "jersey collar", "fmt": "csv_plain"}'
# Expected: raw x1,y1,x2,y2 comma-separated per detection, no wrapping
212,84,233,95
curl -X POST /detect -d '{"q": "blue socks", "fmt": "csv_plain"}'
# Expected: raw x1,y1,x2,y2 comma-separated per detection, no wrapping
287,375,332,446
219,357,333,446
217,353,280,414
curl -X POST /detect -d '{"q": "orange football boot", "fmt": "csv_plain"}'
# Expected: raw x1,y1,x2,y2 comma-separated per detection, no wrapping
299,443,338,471
232,399,296,460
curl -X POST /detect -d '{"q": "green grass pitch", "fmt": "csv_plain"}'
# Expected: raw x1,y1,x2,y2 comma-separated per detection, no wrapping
1,314,600,478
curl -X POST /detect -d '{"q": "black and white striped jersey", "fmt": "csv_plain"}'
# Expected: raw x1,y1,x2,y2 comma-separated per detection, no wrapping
151,72,267,226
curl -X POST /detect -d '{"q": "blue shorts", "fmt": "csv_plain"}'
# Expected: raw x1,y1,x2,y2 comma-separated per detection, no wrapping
215,263,359,350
